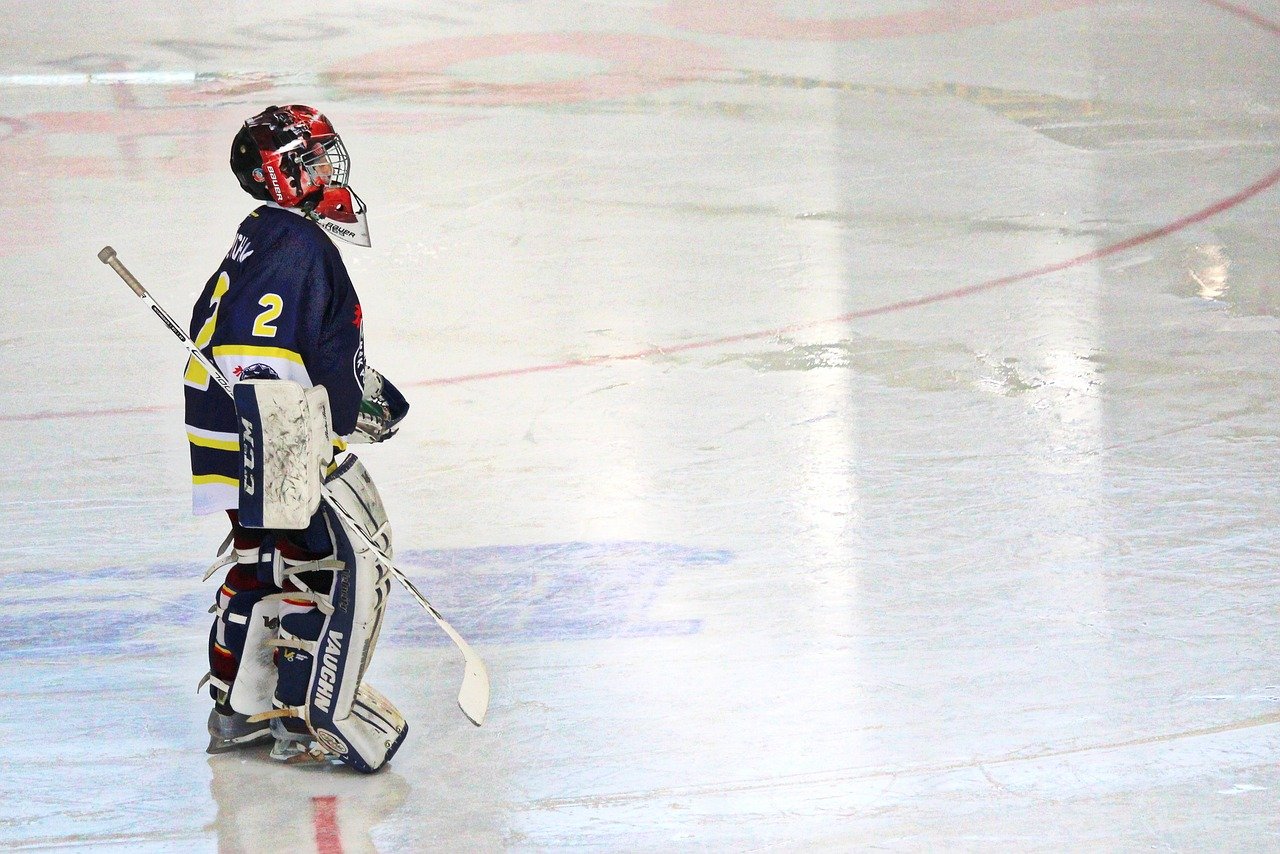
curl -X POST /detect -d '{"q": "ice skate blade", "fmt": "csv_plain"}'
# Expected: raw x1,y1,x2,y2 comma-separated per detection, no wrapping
269,735,326,762
206,707,273,755
284,747,338,766
206,728,273,755
270,738,338,766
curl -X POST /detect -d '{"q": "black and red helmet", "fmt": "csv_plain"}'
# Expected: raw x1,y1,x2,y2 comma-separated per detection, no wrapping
231,105,349,207
230,105,369,245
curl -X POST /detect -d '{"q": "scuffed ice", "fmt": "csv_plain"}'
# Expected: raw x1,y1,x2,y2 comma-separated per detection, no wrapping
3,0,1280,850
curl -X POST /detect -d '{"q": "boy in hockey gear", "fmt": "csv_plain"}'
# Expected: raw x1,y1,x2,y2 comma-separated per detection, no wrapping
191,105,410,770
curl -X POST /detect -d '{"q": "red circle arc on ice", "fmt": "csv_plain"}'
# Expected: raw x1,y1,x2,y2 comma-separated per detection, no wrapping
5,0,1276,420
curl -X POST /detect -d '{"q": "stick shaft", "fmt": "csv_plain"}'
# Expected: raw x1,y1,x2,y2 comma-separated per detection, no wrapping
99,245,488,725
99,247,235,398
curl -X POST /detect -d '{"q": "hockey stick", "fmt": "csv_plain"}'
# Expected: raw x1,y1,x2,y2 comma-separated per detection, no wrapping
98,245,490,726
100,247,236,399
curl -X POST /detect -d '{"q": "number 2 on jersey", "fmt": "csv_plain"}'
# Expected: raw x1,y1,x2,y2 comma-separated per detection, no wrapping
253,293,283,338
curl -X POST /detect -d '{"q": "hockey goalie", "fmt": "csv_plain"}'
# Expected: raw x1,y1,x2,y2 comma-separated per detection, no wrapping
187,105,411,772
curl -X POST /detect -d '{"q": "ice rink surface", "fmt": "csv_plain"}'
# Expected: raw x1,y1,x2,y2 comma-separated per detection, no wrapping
2,0,1280,850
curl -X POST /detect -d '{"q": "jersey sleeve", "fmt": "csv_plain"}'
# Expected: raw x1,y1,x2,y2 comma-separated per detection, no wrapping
296,244,365,437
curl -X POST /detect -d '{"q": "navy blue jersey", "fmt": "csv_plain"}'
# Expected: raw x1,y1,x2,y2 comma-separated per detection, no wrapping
184,205,365,515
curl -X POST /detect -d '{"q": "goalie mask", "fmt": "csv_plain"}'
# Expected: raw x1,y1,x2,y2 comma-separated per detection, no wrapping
230,104,371,247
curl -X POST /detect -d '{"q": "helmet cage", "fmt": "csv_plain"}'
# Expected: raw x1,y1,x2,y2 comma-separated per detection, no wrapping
300,134,350,191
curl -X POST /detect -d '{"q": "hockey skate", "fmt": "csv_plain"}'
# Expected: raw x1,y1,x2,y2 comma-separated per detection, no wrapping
206,706,272,754
268,717,331,765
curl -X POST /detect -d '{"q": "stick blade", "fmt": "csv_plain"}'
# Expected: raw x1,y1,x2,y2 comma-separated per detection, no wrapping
458,658,490,726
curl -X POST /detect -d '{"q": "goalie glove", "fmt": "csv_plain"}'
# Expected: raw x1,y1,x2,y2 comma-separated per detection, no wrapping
347,367,410,444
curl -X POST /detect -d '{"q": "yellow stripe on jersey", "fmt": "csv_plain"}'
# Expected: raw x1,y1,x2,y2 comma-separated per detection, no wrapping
185,271,232,390
188,432,239,452
193,473,239,487
211,344,305,365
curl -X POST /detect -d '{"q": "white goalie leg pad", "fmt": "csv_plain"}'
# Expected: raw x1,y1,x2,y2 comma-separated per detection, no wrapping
323,453,393,683
234,379,334,529
303,454,406,773
228,596,282,715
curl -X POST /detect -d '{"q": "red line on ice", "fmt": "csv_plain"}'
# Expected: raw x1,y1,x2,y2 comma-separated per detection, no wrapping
410,0,1280,388
0,404,169,423
1200,0,1280,36
412,163,1280,388
312,796,344,854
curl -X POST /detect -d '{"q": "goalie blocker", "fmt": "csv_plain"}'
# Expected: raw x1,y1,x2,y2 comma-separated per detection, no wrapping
233,379,332,530
234,379,408,773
